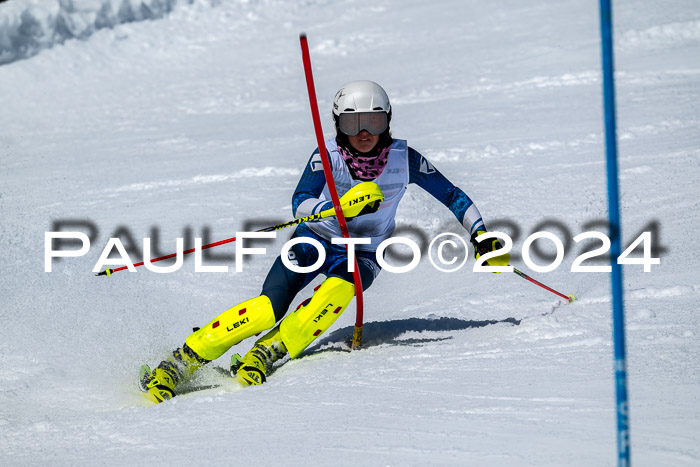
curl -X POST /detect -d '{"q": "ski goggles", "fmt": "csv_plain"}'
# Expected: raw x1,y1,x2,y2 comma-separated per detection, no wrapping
338,112,388,136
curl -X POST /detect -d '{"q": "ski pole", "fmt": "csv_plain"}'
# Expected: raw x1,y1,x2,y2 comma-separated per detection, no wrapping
96,189,381,277
299,32,366,349
513,268,575,303
97,181,383,276
95,211,333,276
96,210,332,277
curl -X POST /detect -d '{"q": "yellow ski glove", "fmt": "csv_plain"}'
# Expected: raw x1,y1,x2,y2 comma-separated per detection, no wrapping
470,230,511,273
319,182,384,220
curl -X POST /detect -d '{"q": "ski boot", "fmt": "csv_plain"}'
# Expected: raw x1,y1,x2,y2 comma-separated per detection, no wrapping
139,344,208,403
140,295,278,402
232,325,288,386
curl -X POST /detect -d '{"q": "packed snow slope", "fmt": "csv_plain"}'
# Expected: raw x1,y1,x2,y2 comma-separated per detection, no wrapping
1,0,699,465
0,0,187,65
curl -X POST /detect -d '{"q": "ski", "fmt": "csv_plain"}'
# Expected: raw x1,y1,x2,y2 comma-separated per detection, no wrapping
229,353,242,377
138,362,237,403
138,364,151,393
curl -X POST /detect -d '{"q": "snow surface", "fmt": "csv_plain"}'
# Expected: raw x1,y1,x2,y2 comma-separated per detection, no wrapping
1,0,699,465
0,0,188,65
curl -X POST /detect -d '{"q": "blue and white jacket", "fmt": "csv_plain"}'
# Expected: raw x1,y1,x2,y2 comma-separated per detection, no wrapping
292,138,485,251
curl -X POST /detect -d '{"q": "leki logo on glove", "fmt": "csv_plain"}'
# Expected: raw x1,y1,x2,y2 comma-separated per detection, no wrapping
348,194,373,206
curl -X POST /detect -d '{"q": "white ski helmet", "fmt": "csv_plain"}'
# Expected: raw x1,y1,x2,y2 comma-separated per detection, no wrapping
333,80,391,116
333,80,392,136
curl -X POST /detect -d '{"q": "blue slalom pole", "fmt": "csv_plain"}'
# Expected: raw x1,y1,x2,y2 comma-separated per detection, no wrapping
599,1,630,465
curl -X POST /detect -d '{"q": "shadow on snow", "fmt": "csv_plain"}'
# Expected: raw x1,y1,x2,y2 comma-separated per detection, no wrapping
302,316,521,357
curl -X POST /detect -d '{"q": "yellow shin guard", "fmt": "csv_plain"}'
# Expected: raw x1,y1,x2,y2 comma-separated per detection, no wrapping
185,295,276,362
279,277,356,359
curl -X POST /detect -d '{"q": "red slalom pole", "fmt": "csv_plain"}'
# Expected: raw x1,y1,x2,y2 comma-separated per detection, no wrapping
299,32,365,348
513,268,575,303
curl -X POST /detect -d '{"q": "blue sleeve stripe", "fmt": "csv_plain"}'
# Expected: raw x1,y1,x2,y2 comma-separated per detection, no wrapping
313,201,329,214
470,218,484,233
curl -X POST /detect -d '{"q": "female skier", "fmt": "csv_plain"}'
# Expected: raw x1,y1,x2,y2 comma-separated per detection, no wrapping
140,80,510,403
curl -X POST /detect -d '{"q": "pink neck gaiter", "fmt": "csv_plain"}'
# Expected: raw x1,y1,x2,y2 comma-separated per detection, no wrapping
338,145,391,181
